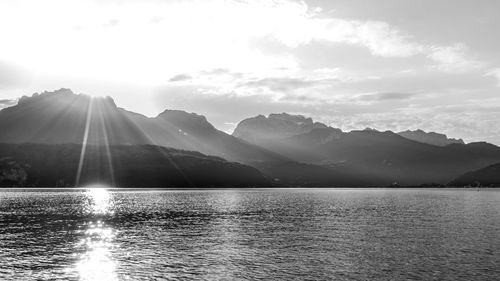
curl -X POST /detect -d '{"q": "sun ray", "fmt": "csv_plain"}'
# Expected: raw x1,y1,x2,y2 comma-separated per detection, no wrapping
75,98,94,187
17,92,86,143
97,100,116,187
121,113,196,187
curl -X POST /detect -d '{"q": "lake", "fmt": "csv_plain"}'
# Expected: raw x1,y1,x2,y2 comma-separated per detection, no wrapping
1,188,499,280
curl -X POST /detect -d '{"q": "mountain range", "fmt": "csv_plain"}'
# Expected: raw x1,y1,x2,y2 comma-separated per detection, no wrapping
0,89,499,187
398,129,465,147
233,112,500,186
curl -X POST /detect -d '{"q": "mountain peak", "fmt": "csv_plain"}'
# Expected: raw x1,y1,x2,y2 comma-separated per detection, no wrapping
398,129,465,147
93,95,118,108
268,112,312,123
13,88,120,111
156,109,215,131
232,112,336,144
157,109,208,122
17,88,78,106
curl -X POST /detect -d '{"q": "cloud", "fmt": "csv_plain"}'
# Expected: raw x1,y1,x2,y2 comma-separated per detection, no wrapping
345,20,424,57
164,64,456,108
0,98,17,109
308,22,485,74
169,69,245,85
200,68,232,75
244,4,486,74
269,15,425,58
241,77,324,93
0,0,487,88
486,68,500,86
165,66,346,102
322,104,500,144
356,92,419,102
428,44,485,73
200,68,244,78
168,73,193,82
153,84,310,132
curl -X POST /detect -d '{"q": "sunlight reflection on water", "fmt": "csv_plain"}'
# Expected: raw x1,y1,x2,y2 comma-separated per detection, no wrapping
75,187,117,281
85,187,114,215
2,189,500,280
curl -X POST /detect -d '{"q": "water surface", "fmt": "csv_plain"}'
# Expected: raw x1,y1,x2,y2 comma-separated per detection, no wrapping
1,188,499,280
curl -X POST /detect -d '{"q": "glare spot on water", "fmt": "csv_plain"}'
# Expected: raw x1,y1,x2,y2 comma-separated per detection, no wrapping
76,231,117,281
85,187,114,215
75,187,118,281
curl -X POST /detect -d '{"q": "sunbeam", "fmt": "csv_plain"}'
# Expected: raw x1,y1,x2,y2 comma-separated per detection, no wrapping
122,113,196,187
75,98,94,187
28,92,87,142
97,100,116,187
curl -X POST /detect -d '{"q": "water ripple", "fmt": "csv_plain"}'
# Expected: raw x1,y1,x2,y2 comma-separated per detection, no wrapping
1,188,500,280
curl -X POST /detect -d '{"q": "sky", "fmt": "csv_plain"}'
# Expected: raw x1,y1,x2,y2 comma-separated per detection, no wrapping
0,0,499,144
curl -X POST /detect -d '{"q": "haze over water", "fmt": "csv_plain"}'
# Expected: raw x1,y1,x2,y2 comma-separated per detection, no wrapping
1,188,499,280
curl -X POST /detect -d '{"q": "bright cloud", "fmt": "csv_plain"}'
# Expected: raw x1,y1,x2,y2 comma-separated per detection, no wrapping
0,0,485,86
486,68,500,86
0,0,302,84
429,44,485,73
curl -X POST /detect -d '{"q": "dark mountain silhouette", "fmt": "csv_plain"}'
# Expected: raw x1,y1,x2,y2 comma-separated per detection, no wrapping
0,89,365,187
0,89,280,163
449,163,500,187
398,129,465,146
233,114,500,185
0,143,270,187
